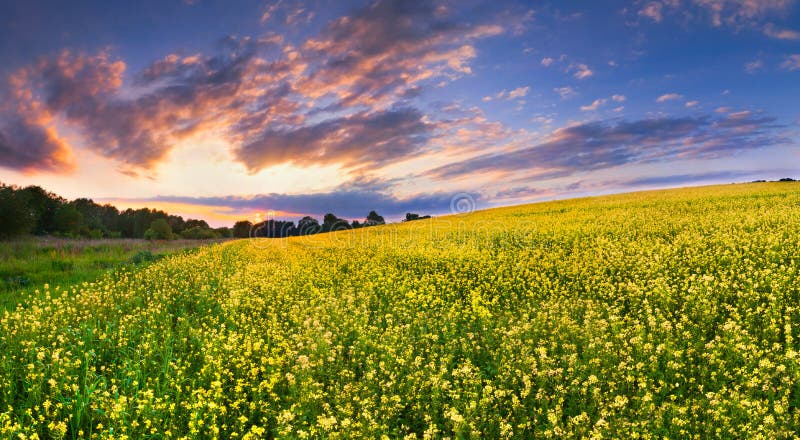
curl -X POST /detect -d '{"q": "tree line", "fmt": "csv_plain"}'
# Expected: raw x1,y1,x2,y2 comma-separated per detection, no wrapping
1,182,431,240
0,182,231,240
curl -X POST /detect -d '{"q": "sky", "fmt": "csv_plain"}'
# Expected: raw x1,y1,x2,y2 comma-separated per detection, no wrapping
0,0,798,226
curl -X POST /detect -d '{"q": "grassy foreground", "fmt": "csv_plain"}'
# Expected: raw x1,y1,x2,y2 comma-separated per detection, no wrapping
2,182,800,439
0,238,228,310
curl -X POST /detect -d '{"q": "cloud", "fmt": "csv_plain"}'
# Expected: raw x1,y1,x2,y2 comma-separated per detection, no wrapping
685,100,700,108
656,93,684,102
633,0,794,31
639,2,664,22
424,113,784,181
745,59,764,73
763,23,800,40
691,0,793,28
483,86,529,102
260,1,315,26
572,63,594,79
580,98,607,111
612,94,627,102
235,107,434,172
494,186,549,199
507,86,530,99
619,170,760,187
0,115,75,173
297,0,504,108
553,87,577,99
539,55,592,80
1,0,510,175
781,54,800,71
131,188,482,219
3,39,293,171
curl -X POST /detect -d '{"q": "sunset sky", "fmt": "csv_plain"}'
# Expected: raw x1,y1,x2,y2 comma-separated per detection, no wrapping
1,0,798,226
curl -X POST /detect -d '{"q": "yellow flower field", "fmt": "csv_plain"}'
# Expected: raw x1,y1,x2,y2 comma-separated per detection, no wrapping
2,182,800,439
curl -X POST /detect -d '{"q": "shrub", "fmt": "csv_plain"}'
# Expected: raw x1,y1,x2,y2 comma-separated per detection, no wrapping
144,219,174,240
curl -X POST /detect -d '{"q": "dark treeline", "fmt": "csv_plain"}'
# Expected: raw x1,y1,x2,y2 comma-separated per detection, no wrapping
234,211,392,238
1,182,431,240
0,182,231,240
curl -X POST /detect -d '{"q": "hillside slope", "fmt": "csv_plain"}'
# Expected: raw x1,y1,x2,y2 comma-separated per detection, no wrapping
2,182,799,438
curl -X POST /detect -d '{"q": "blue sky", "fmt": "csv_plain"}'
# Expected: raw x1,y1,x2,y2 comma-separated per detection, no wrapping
0,0,798,225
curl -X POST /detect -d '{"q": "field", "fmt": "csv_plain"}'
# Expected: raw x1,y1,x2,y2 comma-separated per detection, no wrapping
1,182,799,439
0,238,228,310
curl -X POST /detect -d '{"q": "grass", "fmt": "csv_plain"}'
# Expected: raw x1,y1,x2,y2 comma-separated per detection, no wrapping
1,182,799,438
0,237,228,309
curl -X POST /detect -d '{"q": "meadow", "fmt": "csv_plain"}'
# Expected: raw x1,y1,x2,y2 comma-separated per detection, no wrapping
1,182,799,439
0,238,228,310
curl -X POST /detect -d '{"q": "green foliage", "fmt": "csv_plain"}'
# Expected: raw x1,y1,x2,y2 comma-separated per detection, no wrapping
129,250,158,264
0,184,34,238
0,183,229,240
180,226,220,239
232,220,253,238
144,218,174,240
366,210,385,225
52,204,84,235
214,226,233,238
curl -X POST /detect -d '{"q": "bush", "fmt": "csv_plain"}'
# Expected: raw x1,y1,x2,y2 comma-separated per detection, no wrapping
129,250,158,265
0,185,35,238
144,219,174,240
180,226,220,239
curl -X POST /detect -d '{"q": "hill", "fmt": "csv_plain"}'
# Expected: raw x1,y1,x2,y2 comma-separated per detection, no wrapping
1,181,799,438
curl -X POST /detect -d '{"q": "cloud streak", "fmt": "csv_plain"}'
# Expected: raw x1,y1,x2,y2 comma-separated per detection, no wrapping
425,113,785,181
124,188,482,220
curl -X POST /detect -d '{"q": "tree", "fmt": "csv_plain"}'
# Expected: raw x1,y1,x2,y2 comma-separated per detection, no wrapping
322,213,349,232
233,221,253,238
0,184,35,238
53,204,85,236
181,226,220,239
215,227,233,238
185,219,210,230
297,216,320,235
167,215,186,234
144,218,174,240
20,185,63,234
365,210,385,226
404,212,430,222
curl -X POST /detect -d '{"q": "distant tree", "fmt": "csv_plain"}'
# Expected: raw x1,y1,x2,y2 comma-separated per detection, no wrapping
0,184,35,238
180,226,220,239
99,204,120,235
168,215,186,234
253,220,295,238
779,177,796,182
365,210,385,226
19,185,63,234
404,212,430,222
72,198,106,233
53,204,85,236
351,220,362,229
297,216,320,235
144,218,174,240
185,219,210,230
233,220,253,238
215,227,233,238
322,213,350,232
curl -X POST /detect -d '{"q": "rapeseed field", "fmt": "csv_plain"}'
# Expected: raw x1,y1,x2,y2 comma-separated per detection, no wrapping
2,182,799,439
